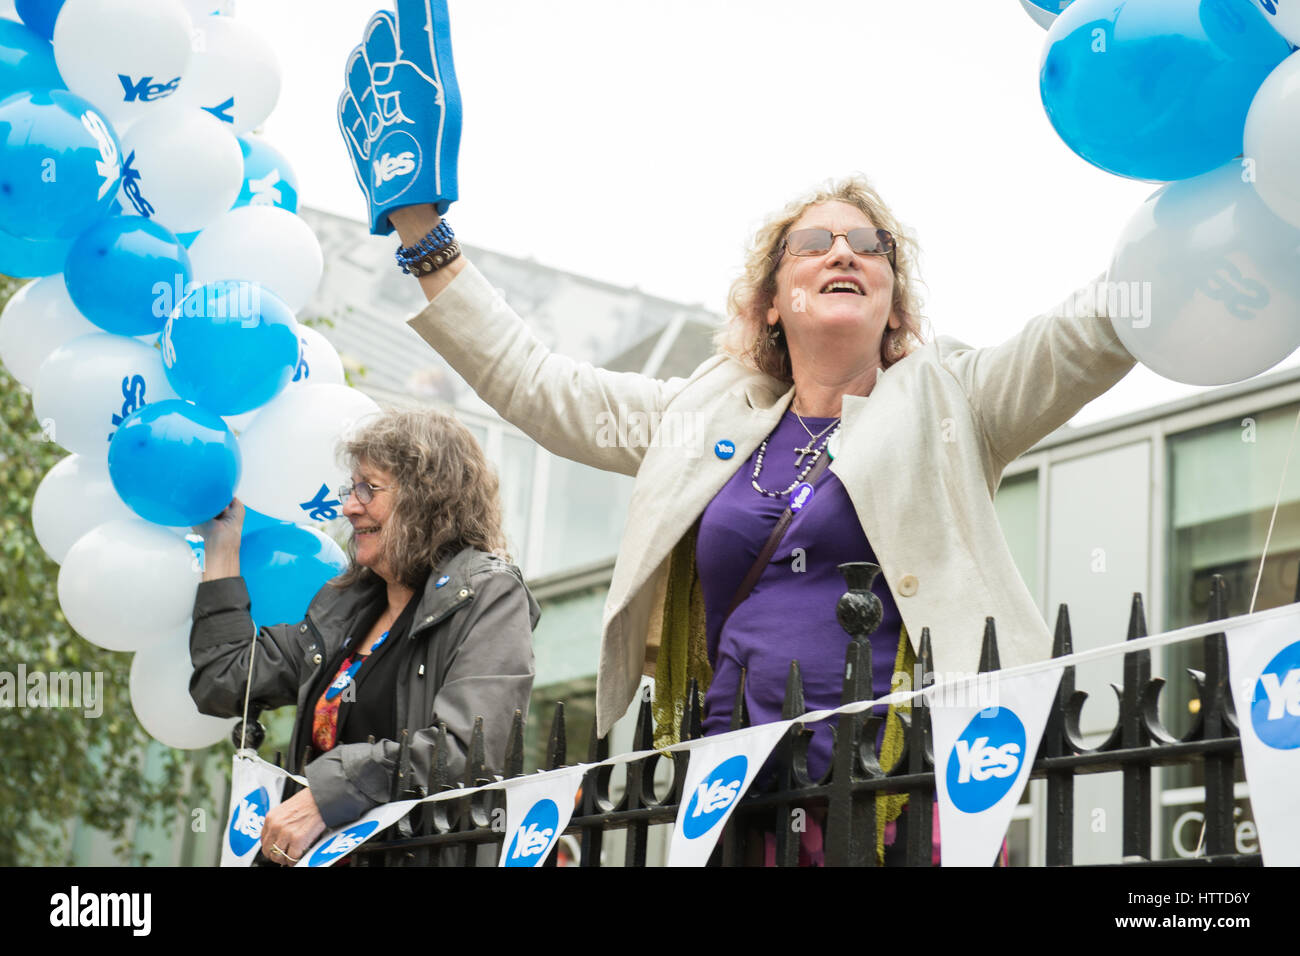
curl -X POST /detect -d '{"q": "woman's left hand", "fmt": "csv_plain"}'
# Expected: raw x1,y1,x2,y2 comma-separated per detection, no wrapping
260,789,327,866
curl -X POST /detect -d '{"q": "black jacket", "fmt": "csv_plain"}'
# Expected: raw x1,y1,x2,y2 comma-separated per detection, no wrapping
189,547,539,827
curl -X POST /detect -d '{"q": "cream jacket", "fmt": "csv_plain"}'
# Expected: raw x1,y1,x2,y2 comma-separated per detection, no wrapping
408,263,1137,736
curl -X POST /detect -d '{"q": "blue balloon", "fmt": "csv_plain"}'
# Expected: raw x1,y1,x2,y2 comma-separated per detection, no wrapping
0,89,121,240
161,281,300,415
107,399,241,527
241,505,289,536
64,215,191,336
1040,0,1292,181
14,0,66,41
241,525,347,626
0,222,71,276
0,18,63,99
234,136,299,214
1024,0,1073,12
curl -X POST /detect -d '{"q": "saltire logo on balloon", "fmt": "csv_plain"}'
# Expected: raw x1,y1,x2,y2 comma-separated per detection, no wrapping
945,707,1026,814
505,798,560,867
1250,640,1300,750
682,754,746,839
227,786,269,856
308,819,380,866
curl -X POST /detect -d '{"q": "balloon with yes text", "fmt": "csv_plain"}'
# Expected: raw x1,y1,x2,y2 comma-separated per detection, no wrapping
0,89,121,240
173,14,281,135
33,331,180,456
117,108,243,235
234,135,299,213
52,0,193,126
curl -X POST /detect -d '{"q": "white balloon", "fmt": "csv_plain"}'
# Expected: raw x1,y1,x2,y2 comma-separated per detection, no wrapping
52,0,193,126
58,518,201,651
32,454,137,563
187,206,322,312
32,332,180,456
173,15,281,135
130,628,236,750
118,109,243,234
295,326,345,387
1109,161,1300,386
237,384,381,523
1245,51,1300,229
0,275,99,389
1247,0,1300,45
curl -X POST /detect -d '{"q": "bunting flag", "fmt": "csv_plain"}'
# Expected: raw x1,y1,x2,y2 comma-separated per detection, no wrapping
666,721,791,867
1226,613,1300,866
220,751,287,867
497,767,585,867
296,797,423,868
928,667,1062,867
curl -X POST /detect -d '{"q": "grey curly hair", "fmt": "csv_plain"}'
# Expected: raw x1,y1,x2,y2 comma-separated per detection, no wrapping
332,407,509,590
716,174,928,382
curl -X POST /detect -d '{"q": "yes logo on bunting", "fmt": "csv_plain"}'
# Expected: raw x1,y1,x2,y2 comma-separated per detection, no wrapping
307,820,381,867
227,786,269,857
945,708,1026,814
1249,640,1300,750
504,799,560,867
682,755,747,839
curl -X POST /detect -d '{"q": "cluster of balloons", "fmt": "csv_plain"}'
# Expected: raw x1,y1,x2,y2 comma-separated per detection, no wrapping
1023,0,1300,387
0,1,379,749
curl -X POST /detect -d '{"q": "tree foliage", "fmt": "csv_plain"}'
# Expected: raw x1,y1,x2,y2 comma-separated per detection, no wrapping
0,274,216,866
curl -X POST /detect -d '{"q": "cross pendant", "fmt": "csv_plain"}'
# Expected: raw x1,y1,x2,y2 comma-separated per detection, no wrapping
794,440,816,466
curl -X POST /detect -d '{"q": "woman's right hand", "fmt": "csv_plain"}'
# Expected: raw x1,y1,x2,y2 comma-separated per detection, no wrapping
193,498,244,581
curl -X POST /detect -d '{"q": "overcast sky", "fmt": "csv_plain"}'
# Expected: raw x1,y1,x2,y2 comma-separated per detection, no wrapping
236,0,1300,427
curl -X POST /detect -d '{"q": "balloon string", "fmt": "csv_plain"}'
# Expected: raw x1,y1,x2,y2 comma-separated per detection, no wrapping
1249,405,1300,615
239,626,258,753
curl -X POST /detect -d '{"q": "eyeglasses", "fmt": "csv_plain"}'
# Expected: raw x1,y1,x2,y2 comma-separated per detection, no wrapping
773,228,896,266
337,481,389,505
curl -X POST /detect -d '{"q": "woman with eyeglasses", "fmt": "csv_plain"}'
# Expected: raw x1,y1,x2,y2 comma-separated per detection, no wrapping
339,1,1135,864
188,407,538,866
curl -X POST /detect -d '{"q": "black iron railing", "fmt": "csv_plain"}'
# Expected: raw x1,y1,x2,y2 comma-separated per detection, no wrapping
253,563,1261,867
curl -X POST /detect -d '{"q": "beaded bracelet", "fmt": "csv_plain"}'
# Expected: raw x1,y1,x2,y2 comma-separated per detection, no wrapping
395,220,461,275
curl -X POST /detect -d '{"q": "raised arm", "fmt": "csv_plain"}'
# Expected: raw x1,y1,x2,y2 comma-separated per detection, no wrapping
942,274,1137,468
393,206,694,476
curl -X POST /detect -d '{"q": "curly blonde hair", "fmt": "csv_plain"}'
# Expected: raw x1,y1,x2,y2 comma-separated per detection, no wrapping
332,407,509,590
718,175,928,382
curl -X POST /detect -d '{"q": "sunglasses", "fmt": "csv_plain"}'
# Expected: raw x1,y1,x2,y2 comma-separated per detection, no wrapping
337,480,389,505
774,227,896,265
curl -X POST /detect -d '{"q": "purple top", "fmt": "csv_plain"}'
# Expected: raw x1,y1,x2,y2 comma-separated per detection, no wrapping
695,410,903,779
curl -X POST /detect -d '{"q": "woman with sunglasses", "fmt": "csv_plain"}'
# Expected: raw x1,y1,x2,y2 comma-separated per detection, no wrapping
188,407,539,866
339,1,1135,863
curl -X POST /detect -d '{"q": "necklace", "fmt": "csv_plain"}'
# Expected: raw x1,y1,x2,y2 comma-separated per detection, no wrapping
751,421,840,498
791,408,840,466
